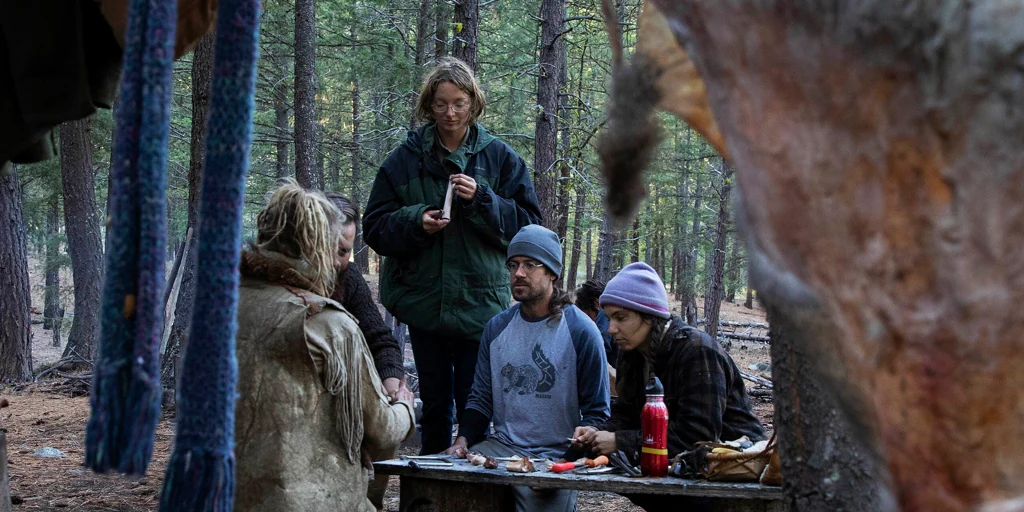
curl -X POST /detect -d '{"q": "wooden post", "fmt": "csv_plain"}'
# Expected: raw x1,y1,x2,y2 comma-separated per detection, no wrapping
1,430,11,512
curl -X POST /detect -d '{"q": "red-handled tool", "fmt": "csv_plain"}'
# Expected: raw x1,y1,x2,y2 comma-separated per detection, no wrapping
550,462,577,473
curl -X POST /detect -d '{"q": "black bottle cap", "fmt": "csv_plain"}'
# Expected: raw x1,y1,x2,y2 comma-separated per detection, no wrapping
645,376,664,395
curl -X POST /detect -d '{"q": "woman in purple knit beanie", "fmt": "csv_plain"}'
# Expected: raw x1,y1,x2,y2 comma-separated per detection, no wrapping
569,262,764,512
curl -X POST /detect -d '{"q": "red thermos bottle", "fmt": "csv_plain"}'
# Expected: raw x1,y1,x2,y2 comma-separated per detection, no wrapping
641,376,669,477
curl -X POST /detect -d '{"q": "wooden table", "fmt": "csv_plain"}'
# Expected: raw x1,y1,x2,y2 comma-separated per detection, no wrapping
375,459,784,512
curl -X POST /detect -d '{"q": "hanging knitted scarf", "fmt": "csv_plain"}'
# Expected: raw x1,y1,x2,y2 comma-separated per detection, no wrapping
85,0,175,475
159,0,261,509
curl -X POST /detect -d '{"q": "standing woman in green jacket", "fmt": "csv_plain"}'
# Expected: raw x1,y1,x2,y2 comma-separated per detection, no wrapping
364,57,542,454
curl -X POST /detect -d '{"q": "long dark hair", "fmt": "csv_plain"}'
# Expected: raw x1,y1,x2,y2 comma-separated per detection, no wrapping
323,192,360,228
615,313,673,400
574,279,605,313
548,286,573,323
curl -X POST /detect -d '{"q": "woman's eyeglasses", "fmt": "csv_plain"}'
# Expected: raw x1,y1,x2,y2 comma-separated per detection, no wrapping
432,102,471,114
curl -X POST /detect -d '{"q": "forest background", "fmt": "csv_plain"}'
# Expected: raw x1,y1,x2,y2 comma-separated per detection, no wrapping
1,0,751,384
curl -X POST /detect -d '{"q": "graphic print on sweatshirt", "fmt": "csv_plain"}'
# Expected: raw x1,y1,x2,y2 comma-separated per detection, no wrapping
500,343,556,396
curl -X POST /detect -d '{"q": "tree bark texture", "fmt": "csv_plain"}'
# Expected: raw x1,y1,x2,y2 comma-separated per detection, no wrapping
585,227,593,282
744,273,754,309
161,32,213,408
0,165,33,382
451,0,478,72
274,73,291,179
642,1,1024,509
566,185,585,291
725,232,741,302
765,299,888,512
294,0,320,190
703,163,730,346
593,213,617,283
59,118,103,362
681,172,702,324
351,79,369,271
43,192,61,334
554,39,571,267
433,0,448,60
411,0,433,128
533,0,564,231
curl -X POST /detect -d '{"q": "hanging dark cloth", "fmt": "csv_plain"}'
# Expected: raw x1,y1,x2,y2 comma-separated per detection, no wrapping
0,0,123,167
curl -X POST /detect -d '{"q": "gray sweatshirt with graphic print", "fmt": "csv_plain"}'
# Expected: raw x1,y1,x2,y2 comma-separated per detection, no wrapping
462,304,611,460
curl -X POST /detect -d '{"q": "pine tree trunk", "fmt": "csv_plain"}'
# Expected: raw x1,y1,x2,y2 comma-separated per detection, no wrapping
725,235,740,303
681,172,703,324
585,227,593,281
411,0,433,128
703,162,732,339
451,0,478,72
533,0,563,230
59,118,103,363
744,278,754,309
765,299,886,511
0,164,33,382
161,32,213,408
294,0,320,190
554,39,571,273
631,216,640,263
433,0,448,59
43,193,61,333
351,80,370,271
566,185,585,291
593,214,616,283
274,69,291,179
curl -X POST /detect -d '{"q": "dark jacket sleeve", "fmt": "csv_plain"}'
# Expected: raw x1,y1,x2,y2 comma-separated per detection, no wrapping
601,397,643,463
363,159,438,257
335,267,405,381
462,144,542,244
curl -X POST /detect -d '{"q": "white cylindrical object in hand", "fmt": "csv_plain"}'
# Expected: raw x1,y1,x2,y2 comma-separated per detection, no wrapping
442,181,455,220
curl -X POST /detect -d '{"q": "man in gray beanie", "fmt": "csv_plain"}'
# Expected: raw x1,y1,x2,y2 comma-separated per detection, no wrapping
447,224,610,512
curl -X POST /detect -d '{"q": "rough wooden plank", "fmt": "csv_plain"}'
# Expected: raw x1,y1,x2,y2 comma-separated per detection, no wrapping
375,460,783,501
0,431,11,512
400,476,514,512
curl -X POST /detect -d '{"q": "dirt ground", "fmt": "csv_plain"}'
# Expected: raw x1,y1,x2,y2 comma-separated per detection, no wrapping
6,266,773,511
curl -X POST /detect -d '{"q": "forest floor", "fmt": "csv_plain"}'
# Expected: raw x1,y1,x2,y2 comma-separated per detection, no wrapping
5,265,772,511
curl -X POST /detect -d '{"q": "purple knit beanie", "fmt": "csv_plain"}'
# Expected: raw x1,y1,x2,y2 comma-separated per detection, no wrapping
599,262,670,319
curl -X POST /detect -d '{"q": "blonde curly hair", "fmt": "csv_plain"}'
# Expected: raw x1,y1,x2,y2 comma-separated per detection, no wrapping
255,179,342,296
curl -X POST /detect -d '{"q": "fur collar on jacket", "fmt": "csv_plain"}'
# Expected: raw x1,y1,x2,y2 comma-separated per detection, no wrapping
239,244,331,296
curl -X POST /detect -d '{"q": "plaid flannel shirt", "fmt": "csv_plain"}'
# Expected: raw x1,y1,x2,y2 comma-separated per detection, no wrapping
598,317,765,464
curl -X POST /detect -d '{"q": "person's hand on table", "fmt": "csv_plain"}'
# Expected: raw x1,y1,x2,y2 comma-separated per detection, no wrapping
587,431,616,456
570,426,597,448
444,436,469,457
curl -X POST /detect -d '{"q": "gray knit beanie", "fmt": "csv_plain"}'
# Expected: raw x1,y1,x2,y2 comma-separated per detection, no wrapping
599,262,670,319
507,224,562,276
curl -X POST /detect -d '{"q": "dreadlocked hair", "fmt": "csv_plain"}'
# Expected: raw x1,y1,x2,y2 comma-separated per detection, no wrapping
615,313,673,400
255,178,342,296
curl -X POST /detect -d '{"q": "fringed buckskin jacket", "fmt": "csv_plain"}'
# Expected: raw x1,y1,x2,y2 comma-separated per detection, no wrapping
234,247,415,512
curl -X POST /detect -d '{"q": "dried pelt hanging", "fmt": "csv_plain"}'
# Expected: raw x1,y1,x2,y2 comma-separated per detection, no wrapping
596,0,665,228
